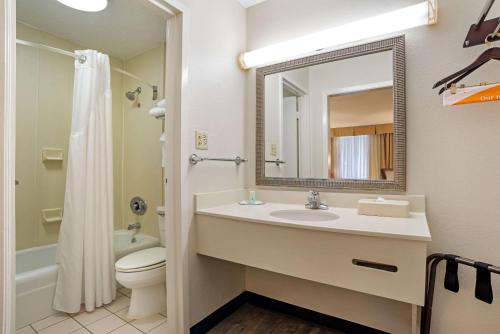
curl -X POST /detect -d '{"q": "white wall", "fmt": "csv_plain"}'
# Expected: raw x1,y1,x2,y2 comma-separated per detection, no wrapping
264,68,310,177
178,0,248,327
247,0,500,333
330,87,394,128
282,67,309,92
15,22,126,249
264,74,282,177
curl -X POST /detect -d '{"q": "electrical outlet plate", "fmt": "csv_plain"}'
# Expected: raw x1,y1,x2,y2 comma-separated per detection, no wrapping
196,130,208,150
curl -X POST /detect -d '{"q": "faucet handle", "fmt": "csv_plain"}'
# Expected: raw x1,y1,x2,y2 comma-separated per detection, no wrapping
308,190,320,199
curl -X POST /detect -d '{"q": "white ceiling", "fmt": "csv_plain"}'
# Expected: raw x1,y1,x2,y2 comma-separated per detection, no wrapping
237,0,268,8
17,0,168,60
330,88,394,128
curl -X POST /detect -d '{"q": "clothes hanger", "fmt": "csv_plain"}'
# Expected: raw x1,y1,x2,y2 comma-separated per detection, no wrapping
463,0,500,48
433,0,500,94
436,52,495,94
433,47,500,94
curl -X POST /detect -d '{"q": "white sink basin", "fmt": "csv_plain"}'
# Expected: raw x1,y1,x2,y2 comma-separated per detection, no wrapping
270,210,339,222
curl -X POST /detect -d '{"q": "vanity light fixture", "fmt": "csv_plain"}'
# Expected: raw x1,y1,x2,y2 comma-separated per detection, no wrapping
56,0,108,12
239,0,438,69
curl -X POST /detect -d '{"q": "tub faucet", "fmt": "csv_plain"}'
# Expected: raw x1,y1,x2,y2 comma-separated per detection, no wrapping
128,222,141,243
305,191,329,210
128,222,141,231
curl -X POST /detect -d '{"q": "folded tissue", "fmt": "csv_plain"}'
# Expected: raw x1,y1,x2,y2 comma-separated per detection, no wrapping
358,197,410,218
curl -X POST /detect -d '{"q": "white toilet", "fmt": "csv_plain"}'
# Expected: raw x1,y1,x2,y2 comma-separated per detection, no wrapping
115,207,166,319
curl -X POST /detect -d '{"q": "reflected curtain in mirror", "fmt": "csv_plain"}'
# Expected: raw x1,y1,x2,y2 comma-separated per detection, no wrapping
331,124,393,181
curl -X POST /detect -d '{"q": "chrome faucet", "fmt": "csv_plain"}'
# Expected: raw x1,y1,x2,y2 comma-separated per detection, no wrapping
305,191,329,210
128,222,141,231
128,222,141,243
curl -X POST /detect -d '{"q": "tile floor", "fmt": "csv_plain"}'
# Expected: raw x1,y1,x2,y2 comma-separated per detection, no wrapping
16,288,167,334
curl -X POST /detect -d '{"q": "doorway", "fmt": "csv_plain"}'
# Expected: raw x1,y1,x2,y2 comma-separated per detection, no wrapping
0,0,188,333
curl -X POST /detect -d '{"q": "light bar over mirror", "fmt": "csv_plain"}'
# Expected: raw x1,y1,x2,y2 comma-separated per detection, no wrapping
239,0,437,70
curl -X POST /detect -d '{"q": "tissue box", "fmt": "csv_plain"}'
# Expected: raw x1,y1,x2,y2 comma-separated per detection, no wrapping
358,198,410,218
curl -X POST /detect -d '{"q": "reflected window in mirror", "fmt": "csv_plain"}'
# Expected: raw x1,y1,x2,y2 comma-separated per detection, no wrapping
329,86,394,181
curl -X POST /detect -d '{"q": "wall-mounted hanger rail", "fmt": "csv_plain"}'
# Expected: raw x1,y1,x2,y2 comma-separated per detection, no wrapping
189,154,248,166
463,0,500,47
421,253,500,334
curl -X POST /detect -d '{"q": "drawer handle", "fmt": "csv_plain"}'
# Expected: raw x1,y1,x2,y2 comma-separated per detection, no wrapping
352,259,398,273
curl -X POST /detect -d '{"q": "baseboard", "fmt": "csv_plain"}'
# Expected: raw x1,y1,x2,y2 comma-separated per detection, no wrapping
190,291,389,334
190,292,249,334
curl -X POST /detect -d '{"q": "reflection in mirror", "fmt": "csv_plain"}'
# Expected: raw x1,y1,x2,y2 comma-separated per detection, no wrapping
329,86,393,181
264,50,394,181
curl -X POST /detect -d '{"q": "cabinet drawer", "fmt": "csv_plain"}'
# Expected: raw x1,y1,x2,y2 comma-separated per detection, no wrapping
197,215,427,305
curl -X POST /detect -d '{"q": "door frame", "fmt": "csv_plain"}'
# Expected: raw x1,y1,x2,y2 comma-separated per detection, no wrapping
0,0,190,333
281,78,309,178
0,0,16,332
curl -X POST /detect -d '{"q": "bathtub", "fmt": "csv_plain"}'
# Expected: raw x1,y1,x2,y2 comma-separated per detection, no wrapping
16,230,160,329
114,229,160,260
16,244,58,329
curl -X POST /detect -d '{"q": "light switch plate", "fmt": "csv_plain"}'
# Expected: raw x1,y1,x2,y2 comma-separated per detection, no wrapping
270,144,277,156
196,130,208,150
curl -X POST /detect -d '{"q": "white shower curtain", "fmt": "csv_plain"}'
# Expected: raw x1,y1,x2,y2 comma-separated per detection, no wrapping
53,50,116,313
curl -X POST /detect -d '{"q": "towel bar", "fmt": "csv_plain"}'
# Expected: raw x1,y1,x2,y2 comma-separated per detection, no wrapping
189,154,248,166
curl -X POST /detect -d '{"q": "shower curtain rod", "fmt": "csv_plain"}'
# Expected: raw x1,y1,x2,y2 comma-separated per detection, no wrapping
16,39,158,91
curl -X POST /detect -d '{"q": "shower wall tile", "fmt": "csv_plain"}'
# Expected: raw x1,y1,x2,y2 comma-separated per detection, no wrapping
16,22,126,250
121,45,165,238
110,56,125,232
16,22,40,250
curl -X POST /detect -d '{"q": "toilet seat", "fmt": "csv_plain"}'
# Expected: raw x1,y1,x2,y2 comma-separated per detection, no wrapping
115,247,166,273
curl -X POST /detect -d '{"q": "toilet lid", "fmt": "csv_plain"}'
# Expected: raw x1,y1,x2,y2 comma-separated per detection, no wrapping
115,247,166,272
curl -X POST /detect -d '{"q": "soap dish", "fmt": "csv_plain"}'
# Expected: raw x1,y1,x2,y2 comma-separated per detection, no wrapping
239,200,265,206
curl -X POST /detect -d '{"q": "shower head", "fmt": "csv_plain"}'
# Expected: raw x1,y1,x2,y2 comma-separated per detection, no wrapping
126,87,142,101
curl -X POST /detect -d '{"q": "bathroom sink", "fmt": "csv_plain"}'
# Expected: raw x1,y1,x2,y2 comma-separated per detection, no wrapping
270,210,339,222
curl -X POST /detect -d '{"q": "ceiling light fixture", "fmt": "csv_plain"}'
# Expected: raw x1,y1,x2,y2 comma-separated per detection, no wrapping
57,0,108,12
239,0,438,70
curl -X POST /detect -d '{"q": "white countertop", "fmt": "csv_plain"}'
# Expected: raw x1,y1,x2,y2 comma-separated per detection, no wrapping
196,202,431,242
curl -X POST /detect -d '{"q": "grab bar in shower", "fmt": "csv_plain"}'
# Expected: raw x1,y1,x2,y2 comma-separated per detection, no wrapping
189,154,248,166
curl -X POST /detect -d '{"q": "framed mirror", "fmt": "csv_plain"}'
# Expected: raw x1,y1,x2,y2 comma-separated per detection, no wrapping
256,36,406,191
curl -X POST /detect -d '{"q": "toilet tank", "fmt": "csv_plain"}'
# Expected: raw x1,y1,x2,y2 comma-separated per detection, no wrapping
157,206,166,246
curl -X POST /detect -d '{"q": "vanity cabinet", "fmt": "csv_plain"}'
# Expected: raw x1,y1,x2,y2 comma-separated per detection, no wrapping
196,213,427,306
